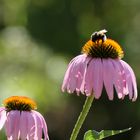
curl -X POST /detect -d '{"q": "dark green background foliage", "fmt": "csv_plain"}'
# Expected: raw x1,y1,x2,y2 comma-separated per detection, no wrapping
0,0,140,139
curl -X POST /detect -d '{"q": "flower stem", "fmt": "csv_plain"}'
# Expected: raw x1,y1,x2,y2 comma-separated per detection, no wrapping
70,95,94,140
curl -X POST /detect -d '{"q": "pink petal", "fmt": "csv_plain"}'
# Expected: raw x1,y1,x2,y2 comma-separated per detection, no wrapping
67,58,83,93
32,111,42,140
62,55,84,92
120,61,133,99
102,59,114,100
82,59,103,98
62,54,91,94
0,107,6,130
81,60,93,95
77,56,92,94
33,111,49,140
27,111,36,139
40,115,49,140
120,60,137,101
5,111,20,139
92,59,103,99
19,112,29,140
111,59,126,99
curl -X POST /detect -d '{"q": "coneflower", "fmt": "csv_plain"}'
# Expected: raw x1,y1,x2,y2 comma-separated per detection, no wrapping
62,29,137,101
0,96,49,140
62,29,137,140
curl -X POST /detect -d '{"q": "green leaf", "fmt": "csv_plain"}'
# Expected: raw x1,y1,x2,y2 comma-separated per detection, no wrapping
84,127,131,140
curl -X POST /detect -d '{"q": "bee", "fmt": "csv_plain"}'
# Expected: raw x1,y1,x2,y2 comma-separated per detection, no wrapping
91,29,107,42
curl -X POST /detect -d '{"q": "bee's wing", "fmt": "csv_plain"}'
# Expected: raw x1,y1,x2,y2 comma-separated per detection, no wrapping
98,29,107,34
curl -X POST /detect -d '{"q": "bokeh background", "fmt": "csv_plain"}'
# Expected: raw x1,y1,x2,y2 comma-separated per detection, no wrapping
0,0,140,139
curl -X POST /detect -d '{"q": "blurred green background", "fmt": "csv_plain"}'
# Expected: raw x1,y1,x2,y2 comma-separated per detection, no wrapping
0,0,140,139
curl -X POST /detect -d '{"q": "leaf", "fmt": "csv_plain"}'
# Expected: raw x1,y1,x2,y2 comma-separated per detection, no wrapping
84,127,131,140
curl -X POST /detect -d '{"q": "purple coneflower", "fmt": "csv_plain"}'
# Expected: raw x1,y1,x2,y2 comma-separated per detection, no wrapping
0,96,49,140
62,29,137,101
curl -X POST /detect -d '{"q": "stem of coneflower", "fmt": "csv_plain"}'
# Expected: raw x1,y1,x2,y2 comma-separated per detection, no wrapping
70,95,94,140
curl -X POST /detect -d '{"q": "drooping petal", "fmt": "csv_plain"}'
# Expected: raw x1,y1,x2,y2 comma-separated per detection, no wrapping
80,58,93,95
102,59,114,100
40,115,49,140
62,55,84,93
120,60,137,101
67,57,83,93
62,54,91,94
119,60,133,99
5,111,20,139
111,59,126,99
32,111,42,140
92,59,103,99
82,59,103,98
19,112,29,140
0,107,6,130
27,111,36,139
33,111,49,140
118,61,129,95
75,58,89,94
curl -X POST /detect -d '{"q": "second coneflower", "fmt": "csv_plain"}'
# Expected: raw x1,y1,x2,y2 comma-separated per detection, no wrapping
62,29,138,140
0,96,49,140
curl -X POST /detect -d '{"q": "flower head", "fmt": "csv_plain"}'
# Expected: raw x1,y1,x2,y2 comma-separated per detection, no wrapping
0,96,49,140
62,29,137,101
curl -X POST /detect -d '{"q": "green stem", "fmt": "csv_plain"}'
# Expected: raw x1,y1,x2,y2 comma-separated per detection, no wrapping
70,95,94,140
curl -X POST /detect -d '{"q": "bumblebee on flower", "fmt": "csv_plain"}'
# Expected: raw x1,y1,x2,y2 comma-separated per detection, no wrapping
62,29,137,101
